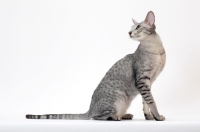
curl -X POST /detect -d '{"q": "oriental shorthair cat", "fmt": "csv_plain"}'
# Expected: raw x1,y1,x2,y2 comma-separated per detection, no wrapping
26,11,166,121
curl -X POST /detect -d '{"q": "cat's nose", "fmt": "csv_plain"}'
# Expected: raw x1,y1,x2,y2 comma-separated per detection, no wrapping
128,31,132,36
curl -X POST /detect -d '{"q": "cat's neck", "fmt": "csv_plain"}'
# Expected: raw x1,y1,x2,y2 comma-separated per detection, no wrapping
139,33,165,55
140,33,162,46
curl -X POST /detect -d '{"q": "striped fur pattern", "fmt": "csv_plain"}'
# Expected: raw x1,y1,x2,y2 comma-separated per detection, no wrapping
26,11,166,121
26,113,89,120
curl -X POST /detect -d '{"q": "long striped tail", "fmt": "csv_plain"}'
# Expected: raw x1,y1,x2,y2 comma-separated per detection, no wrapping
26,112,90,120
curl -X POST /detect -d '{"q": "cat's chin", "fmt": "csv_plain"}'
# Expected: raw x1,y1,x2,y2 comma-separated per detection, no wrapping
130,36,141,41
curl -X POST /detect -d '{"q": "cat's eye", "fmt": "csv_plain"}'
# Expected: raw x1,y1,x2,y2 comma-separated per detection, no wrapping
135,25,141,30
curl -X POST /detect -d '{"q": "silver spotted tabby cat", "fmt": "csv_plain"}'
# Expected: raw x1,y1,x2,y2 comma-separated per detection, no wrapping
26,11,166,121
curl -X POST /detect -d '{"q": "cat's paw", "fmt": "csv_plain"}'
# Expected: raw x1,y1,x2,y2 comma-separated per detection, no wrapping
107,116,122,121
155,115,165,121
113,116,122,121
122,114,133,120
144,114,154,120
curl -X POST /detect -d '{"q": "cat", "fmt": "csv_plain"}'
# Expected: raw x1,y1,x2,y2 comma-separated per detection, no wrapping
26,11,166,121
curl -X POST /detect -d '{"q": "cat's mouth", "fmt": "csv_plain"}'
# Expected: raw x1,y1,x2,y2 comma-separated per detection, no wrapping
131,35,140,38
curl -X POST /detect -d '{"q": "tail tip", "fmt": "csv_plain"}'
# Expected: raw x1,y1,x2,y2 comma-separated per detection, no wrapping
26,114,32,119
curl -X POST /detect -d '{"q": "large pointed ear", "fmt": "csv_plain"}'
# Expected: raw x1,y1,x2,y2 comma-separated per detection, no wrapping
132,18,138,25
144,11,155,27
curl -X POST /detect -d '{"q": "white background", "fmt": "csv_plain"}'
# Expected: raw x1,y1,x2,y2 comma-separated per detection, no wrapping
0,0,200,121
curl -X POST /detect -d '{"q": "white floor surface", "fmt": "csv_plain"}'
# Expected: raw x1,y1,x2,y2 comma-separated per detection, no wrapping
0,118,199,132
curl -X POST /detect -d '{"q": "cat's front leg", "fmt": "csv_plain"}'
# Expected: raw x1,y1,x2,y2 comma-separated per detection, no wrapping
142,98,154,120
135,71,165,121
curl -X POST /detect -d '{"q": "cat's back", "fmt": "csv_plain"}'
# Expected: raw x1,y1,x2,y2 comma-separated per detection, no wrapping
102,54,135,82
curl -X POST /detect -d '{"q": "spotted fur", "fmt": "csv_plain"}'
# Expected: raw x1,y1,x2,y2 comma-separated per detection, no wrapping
26,11,166,121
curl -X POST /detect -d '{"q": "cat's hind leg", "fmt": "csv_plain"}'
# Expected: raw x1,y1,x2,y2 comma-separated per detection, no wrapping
121,114,133,120
92,99,118,121
93,111,122,121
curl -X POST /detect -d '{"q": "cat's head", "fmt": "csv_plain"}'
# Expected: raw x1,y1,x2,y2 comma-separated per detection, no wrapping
129,11,156,42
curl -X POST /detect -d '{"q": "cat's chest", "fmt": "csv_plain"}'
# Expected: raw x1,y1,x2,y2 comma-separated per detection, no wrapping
150,52,166,82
